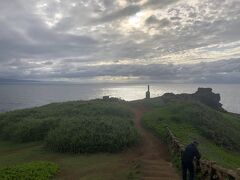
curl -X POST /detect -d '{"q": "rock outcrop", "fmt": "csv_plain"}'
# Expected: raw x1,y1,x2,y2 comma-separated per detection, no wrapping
193,88,222,110
161,88,223,111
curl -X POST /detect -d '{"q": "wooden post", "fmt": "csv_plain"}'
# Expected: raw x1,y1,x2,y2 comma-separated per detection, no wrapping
236,168,240,180
209,161,217,180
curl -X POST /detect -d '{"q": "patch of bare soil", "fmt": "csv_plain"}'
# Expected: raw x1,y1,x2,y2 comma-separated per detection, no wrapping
133,107,180,180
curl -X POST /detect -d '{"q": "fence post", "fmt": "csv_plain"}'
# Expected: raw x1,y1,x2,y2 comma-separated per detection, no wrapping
236,168,240,180
209,161,217,180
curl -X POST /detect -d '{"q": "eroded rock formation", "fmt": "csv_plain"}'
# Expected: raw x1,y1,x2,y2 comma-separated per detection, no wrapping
161,88,223,111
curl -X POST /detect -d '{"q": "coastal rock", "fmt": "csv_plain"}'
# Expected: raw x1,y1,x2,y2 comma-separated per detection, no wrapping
161,88,223,111
193,88,222,110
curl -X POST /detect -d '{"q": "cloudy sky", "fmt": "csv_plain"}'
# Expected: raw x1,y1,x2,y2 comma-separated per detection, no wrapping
0,0,240,83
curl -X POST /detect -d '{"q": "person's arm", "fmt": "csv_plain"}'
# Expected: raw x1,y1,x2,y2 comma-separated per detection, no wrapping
194,147,201,160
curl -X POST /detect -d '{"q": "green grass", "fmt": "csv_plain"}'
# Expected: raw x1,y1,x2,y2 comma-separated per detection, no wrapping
0,100,138,153
0,100,140,179
45,116,138,153
0,161,59,180
0,140,140,180
142,101,240,169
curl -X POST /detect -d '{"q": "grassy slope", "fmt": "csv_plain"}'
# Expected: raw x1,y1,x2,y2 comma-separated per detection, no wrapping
0,100,134,142
142,101,240,169
0,100,140,179
0,140,139,180
0,99,139,153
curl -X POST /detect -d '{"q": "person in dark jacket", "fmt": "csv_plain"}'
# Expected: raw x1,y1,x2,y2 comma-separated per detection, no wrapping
181,141,201,180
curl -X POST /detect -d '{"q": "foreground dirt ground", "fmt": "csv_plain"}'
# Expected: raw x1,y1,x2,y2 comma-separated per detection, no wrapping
133,107,180,180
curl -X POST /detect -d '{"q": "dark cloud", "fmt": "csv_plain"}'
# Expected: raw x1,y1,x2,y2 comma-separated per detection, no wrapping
0,0,240,83
145,15,159,24
143,0,180,8
92,5,141,23
0,1,98,62
159,18,171,27
1,57,239,83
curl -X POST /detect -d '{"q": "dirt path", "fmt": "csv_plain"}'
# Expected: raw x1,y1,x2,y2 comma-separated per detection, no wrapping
134,107,180,180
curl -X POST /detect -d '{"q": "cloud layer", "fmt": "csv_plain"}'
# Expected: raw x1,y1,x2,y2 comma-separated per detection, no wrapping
0,0,240,83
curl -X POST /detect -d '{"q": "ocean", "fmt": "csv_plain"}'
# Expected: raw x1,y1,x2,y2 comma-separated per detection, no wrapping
0,83,239,114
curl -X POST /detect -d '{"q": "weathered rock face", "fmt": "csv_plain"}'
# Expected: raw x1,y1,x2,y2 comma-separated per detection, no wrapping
161,88,223,111
193,88,222,110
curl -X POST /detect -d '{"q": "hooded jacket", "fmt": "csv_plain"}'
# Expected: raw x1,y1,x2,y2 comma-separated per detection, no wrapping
182,143,201,163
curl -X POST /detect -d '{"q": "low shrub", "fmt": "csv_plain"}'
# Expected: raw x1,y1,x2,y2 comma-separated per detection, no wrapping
0,161,59,180
1,118,59,142
0,100,134,141
0,100,138,153
46,116,139,153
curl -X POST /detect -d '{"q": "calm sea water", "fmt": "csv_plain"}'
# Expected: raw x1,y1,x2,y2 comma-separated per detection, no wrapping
0,83,239,114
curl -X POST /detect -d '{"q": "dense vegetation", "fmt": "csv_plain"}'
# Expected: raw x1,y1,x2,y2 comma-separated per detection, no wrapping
46,116,138,153
0,161,58,180
0,100,138,153
142,101,240,168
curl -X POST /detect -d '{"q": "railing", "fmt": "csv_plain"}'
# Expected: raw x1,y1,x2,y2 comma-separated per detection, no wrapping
165,126,240,180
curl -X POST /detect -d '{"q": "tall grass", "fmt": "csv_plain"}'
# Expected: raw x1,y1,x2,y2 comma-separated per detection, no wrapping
46,116,138,153
0,100,138,153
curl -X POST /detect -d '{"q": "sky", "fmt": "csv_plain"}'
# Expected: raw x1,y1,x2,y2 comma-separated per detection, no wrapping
0,0,240,83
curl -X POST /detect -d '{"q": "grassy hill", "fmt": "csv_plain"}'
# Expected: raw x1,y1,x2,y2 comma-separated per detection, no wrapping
142,100,240,169
0,99,140,179
0,99,138,153
1,92,240,178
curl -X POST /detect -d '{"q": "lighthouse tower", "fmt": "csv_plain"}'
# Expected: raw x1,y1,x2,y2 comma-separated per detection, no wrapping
146,85,150,99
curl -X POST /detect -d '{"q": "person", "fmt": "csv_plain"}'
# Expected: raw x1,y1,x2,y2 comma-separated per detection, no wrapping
181,141,201,180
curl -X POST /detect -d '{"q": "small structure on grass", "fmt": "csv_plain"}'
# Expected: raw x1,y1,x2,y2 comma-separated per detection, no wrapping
103,96,110,100
146,85,150,99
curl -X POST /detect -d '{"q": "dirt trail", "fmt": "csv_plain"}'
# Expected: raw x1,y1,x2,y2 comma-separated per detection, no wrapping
134,107,180,180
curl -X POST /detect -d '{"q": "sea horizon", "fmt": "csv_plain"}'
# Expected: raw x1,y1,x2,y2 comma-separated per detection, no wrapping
0,83,239,114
